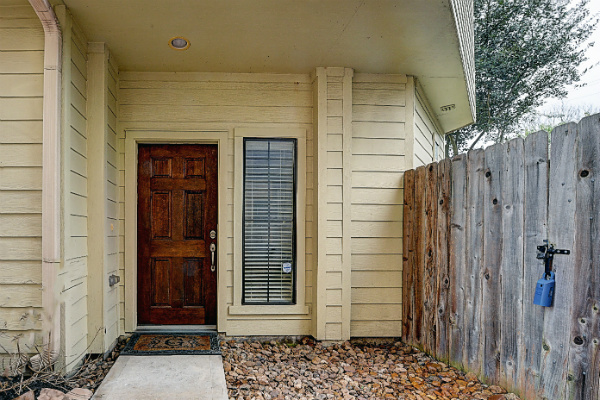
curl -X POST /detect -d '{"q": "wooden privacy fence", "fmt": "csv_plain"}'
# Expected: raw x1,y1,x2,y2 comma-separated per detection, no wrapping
402,114,600,400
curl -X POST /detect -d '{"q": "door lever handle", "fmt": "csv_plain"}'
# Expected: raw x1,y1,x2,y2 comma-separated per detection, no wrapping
210,242,216,272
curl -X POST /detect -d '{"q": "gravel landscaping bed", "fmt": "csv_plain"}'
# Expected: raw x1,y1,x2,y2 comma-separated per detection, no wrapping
221,337,520,400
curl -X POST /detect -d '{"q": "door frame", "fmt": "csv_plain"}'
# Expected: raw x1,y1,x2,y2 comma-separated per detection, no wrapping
124,130,229,332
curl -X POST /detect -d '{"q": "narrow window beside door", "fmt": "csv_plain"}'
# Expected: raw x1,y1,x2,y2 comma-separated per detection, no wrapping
242,138,297,304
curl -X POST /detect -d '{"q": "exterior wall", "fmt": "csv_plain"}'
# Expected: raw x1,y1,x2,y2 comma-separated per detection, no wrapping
87,42,120,352
117,72,314,336
55,6,90,366
116,71,445,339
450,0,476,120
1,1,470,359
0,2,44,359
312,67,353,341
414,82,445,166
104,52,120,349
349,74,406,337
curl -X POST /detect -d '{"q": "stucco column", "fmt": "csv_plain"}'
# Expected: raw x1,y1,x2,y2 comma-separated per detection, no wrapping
312,67,353,341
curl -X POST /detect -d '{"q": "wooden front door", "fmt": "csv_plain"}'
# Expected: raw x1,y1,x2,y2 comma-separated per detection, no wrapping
137,144,218,325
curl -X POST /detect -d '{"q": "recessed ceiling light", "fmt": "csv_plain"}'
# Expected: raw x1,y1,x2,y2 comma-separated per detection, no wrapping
169,36,190,51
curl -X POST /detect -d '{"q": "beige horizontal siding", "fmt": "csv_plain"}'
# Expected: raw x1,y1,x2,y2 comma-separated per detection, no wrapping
118,72,314,335
414,84,444,166
0,3,44,353
61,15,89,368
105,55,120,349
350,74,406,337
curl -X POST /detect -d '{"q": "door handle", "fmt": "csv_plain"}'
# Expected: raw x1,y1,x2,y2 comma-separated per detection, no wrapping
210,242,216,272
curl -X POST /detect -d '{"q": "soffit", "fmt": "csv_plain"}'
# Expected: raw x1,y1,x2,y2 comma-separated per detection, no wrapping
58,0,474,132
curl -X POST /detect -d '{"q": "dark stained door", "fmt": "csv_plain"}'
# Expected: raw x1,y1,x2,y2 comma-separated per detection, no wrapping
137,144,218,325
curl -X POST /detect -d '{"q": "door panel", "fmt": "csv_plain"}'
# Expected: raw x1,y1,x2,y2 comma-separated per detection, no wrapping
138,144,218,325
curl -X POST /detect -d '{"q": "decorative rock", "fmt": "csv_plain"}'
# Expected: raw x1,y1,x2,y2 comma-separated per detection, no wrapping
37,388,67,400
12,390,35,400
465,371,478,382
504,394,521,400
221,338,521,399
64,388,94,400
489,385,506,394
222,360,231,372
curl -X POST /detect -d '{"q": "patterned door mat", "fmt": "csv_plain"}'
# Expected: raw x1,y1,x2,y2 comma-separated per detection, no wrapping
121,332,221,355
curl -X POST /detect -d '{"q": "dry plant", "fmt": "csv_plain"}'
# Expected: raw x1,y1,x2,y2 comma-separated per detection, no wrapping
0,328,121,399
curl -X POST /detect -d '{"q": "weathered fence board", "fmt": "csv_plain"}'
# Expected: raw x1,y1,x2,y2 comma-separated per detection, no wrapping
579,115,600,400
568,114,600,399
402,169,416,343
542,122,578,399
482,142,504,382
414,166,427,344
435,159,451,361
448,154,467,367
424,164,438,354
402,115,600,400
465,149,484,372
521,130,549,398
500,138,525,390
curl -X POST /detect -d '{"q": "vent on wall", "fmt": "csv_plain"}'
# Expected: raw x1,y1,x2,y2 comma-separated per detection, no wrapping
440,104,456,113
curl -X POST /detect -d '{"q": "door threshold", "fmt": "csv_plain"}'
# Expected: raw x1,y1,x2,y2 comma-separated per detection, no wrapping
136,325,216,332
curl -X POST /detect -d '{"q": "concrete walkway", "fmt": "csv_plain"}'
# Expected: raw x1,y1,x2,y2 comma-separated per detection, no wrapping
91,355,228,400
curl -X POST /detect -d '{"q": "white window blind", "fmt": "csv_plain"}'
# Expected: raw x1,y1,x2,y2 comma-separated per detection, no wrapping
243,139,296,304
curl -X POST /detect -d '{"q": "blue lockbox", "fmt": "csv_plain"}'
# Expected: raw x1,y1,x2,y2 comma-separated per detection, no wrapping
533,272,555,307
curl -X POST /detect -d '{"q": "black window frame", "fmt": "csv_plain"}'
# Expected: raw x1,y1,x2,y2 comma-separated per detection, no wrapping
241,137,298,305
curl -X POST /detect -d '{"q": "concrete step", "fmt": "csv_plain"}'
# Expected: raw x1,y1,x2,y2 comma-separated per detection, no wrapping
92,355,228,400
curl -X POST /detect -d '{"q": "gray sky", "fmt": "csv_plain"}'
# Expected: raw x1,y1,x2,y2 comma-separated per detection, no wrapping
542,0,600,110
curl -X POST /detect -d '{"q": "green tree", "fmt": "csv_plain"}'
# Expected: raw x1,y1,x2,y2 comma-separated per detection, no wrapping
446,0,597,155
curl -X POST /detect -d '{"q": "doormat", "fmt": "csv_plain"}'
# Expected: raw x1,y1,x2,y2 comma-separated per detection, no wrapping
121,332,220,355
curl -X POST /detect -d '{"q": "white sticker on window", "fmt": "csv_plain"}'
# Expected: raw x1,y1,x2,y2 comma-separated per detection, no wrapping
282,262,292,274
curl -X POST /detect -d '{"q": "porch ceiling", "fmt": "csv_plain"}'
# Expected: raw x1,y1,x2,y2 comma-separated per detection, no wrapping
56,0,474,132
